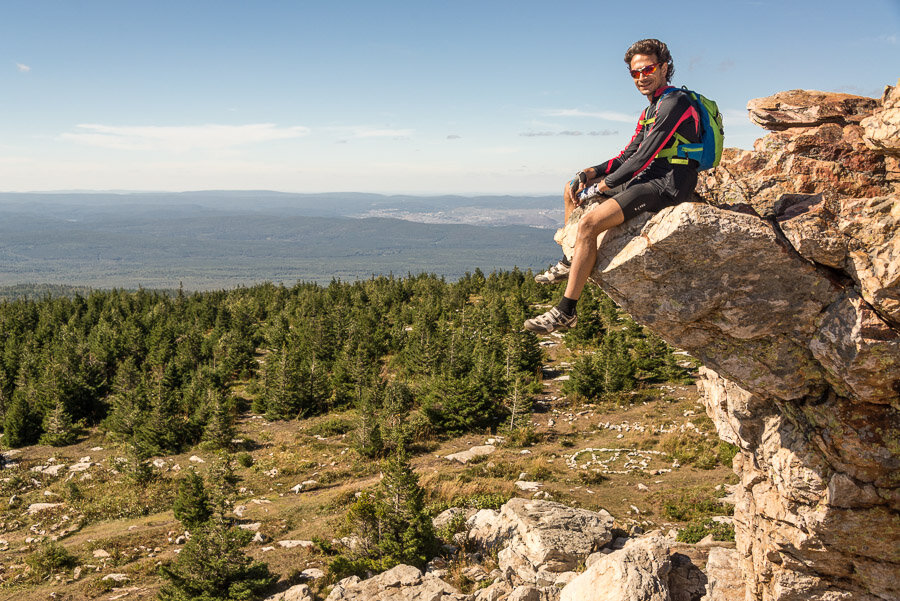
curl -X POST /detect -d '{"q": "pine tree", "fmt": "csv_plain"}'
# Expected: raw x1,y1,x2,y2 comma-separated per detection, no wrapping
599,332,635,393
102,357,147,441
374,445,437,569
158,518,276,601
2,391,38,448
173,470,213,529
262,346,301,420
39,399,79,447
201,389,235,451
353,382,385,459
334,443,438,577
206,453,239,517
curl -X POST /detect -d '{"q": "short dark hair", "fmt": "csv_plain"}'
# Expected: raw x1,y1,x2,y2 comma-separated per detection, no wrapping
624,39,674,83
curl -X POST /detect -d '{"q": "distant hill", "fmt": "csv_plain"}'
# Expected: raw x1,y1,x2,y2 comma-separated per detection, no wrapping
0,192,563,289
0,190,560,224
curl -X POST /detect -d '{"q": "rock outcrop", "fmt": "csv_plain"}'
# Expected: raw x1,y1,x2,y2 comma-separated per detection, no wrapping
467,498,615,586
555,82,900,600
560,537,672,601
325,564,468,601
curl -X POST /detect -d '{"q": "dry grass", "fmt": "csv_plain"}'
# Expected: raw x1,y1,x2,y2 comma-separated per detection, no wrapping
0,341,737,600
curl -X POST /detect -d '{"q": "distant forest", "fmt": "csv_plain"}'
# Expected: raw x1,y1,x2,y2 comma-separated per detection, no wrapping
0,191,561,289
0,271,692,458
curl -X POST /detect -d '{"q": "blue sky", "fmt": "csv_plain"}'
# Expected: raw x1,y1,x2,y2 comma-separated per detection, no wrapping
1,0,898,195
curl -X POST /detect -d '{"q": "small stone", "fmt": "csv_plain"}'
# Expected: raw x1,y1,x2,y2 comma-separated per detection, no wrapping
277,539,314,549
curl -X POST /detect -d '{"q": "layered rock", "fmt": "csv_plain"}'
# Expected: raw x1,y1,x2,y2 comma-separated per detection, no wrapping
861,80,900,156
555,85,900,600
325,564,467,601
560,537,672,601
467,498,615,586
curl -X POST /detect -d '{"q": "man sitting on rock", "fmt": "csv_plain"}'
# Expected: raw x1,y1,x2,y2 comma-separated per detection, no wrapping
527,38,701,334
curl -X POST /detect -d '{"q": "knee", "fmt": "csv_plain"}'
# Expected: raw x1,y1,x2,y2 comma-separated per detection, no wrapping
576,214,603,241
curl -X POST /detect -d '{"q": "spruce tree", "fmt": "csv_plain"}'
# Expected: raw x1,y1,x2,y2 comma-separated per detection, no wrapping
334,442,437,577
599,331,635,393
201,389,235,451
39,399,79,447
158,518,276,601
172,470,213,529
2,391,38,448
374,444,437,569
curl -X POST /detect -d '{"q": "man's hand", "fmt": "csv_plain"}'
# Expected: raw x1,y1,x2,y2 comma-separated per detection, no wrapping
568,170,588,196
577,180,611,205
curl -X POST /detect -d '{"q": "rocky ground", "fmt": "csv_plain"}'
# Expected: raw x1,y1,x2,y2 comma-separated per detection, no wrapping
0,331,736,601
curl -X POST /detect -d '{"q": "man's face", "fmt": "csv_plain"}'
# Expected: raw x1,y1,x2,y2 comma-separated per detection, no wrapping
630,53,668,97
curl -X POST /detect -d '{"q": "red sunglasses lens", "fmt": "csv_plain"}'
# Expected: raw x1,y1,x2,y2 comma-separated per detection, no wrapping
630,64,658,78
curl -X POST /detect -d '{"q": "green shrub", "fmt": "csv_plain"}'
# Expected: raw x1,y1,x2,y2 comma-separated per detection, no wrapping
310,416,354,437
578,470,605,486
427,492,511,516
26,541,78,579
661,490,729,522
676,519,736,543
505,426,539,447
435,511,469,542
236,452,254,468
661,432,738,470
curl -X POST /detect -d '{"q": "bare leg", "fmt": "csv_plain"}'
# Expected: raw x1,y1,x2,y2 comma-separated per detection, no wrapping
563,197,625,301
563,181,578,224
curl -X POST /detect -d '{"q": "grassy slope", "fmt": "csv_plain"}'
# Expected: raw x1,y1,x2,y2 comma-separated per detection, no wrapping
0,334,736,601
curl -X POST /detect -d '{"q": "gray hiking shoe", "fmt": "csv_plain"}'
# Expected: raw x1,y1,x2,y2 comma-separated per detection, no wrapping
524,307,577,334
535,261,570,284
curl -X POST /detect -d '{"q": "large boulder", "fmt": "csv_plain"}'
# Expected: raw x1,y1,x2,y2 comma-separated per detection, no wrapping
467,498,614,586
555,86,900,601
560,537,672,601
701,547,744,601
862,79,900,156
324,564,467,601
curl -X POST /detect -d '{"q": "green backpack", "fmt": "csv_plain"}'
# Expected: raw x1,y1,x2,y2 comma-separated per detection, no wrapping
658,87,724,171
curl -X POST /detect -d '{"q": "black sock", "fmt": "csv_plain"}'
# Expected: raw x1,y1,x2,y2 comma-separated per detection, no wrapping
560,256,571,267
557,296,577,317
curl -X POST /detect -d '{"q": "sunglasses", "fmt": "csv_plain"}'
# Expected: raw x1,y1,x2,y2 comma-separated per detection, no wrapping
630,63,660,78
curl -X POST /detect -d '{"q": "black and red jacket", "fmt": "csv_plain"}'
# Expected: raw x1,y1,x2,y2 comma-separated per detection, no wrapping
592,86,701,189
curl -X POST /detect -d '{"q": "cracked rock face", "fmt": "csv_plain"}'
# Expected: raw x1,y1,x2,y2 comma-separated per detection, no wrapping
556,85,899,600
467,498,615,586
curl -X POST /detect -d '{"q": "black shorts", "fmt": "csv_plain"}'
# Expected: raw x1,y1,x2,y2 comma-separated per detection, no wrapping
608,167,698,221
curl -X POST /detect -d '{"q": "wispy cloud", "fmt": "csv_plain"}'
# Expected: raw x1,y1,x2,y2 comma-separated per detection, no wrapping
446,134,461,140
324,126,414,141
520,129,618,137
16,62,30,73
352,127,413,139
60,123,310,151
545,108,634,123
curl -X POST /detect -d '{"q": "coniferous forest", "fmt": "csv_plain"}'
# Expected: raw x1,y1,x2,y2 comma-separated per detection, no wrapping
0,271,728,600
0,270,688,455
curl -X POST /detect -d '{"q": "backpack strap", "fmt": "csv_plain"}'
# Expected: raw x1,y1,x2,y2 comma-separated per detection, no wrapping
656,87,702,166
